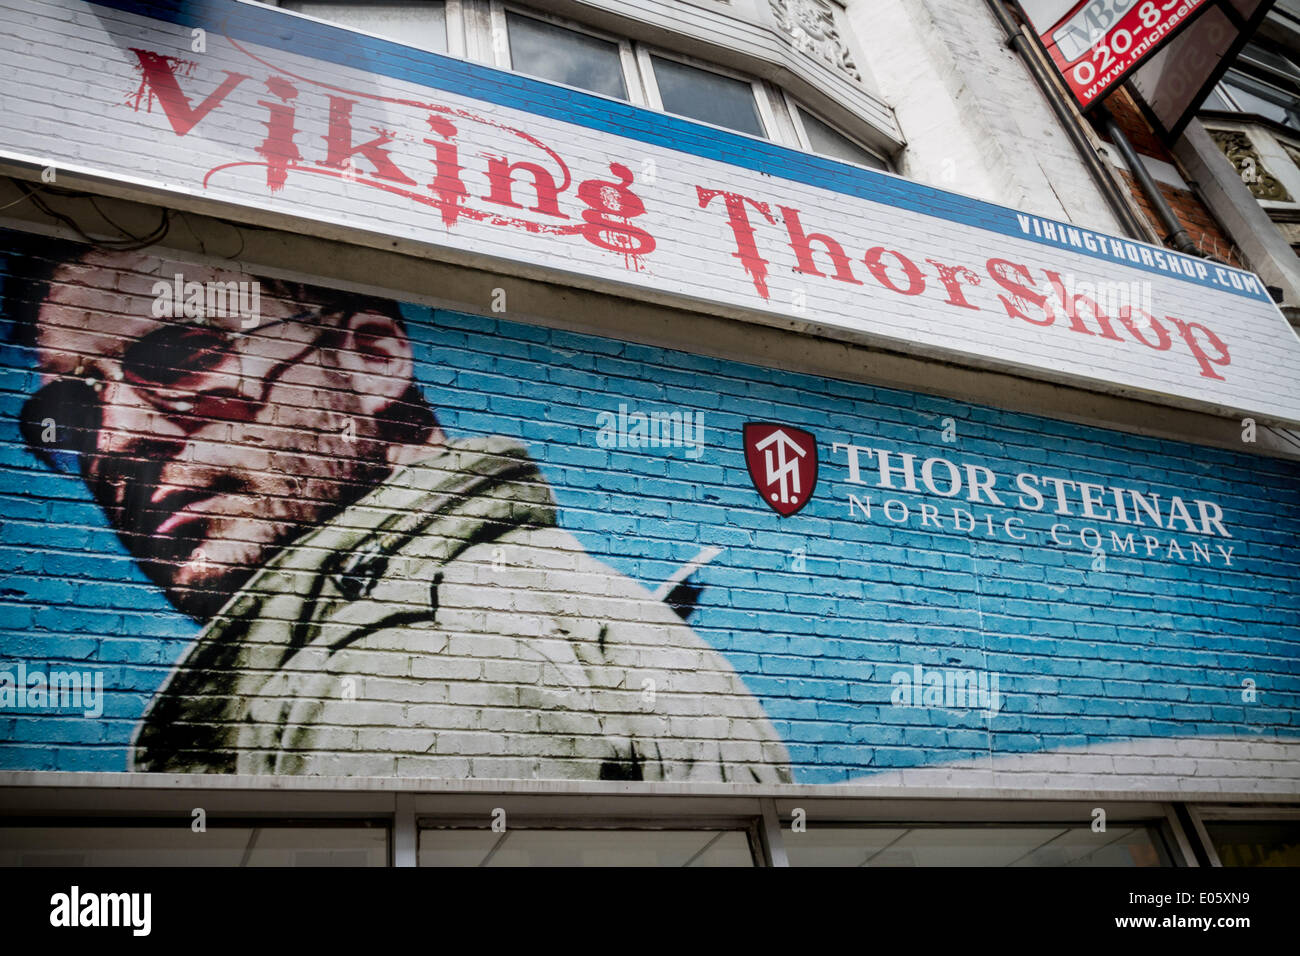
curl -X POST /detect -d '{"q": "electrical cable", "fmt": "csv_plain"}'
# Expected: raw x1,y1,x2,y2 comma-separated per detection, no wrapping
1264,424,1300,454
9,177,170,251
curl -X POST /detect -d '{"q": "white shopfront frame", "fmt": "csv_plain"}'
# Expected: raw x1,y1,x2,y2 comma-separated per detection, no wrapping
0,771,1249,867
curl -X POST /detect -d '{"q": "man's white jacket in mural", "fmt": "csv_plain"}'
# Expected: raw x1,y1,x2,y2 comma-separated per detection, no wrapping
130,437,793,782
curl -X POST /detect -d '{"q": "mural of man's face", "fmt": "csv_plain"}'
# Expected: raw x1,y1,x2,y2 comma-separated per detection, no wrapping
27,248,424,620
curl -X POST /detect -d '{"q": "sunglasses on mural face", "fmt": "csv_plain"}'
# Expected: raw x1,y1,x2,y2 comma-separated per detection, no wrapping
20,312,321,472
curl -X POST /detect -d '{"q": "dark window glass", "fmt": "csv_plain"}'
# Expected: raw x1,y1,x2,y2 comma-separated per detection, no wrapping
782,825,1171,867
650,55,765,137
798,107,888,170
1220,71,1300,132
0,824,389,866
1204,821,1300,866
283,2,448,54
506,12,627,100
1239,43,1300,84
419,826,755,866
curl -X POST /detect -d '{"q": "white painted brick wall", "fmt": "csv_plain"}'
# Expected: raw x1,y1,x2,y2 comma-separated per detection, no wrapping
847,0,1123,233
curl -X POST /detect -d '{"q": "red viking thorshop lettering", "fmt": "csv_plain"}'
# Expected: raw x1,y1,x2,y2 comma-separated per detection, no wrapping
863,246,926,296
1044,269,1125,341
422,115,469,227
780,205,862,286
926,260,982,311
695,188,1235,380
129,49,250,136
127,46,655,265
1164,316,1232,380
987,258,1055,326
257,76,300,193
696,187,778,299
124,45,1237,381
321,95,417,187
485,156,568,218
1117,306,1172,351
578,163,656,260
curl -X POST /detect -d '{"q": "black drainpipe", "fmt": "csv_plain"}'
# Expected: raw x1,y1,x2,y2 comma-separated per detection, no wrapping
1099,104,1209,257
982,0,1164,244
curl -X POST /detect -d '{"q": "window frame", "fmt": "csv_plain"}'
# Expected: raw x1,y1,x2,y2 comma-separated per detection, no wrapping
272,0,465,59
636,44,779,141
4,775,1242,869
489,1,645,106
416,814,766,867
784,91,892,171
0,815,394,866
1236,42,1300,90
1186,804,1300,867
775,818,1180,867
1216,69,1300,130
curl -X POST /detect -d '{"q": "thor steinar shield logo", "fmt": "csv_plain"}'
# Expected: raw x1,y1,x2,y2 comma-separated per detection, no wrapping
744,423,818,517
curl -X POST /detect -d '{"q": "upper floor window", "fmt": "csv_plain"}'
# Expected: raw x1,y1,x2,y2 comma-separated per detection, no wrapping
791,103,889,170
645,54,767,138
264,0,894,170
503,10,628,101
1212,76,1300,133
1204,42,1300,135
281,0,448,54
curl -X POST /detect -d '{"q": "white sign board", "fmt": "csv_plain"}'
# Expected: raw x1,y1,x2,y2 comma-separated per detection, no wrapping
2,0,1298,424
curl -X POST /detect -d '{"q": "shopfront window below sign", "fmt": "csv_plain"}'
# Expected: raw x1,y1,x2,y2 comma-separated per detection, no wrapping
0,822,390,866
1203,821,1300,866
418,825,757,866
780,824,1173,866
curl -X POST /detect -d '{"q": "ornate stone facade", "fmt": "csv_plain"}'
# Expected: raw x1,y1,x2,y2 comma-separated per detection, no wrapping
770,0,861,81
1209,128,1293,202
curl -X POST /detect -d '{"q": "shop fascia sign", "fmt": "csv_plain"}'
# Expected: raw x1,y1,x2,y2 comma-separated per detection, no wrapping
3,0,1299,425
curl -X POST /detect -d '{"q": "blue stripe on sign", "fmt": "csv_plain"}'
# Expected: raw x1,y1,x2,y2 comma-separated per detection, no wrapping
82,0,1270,301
